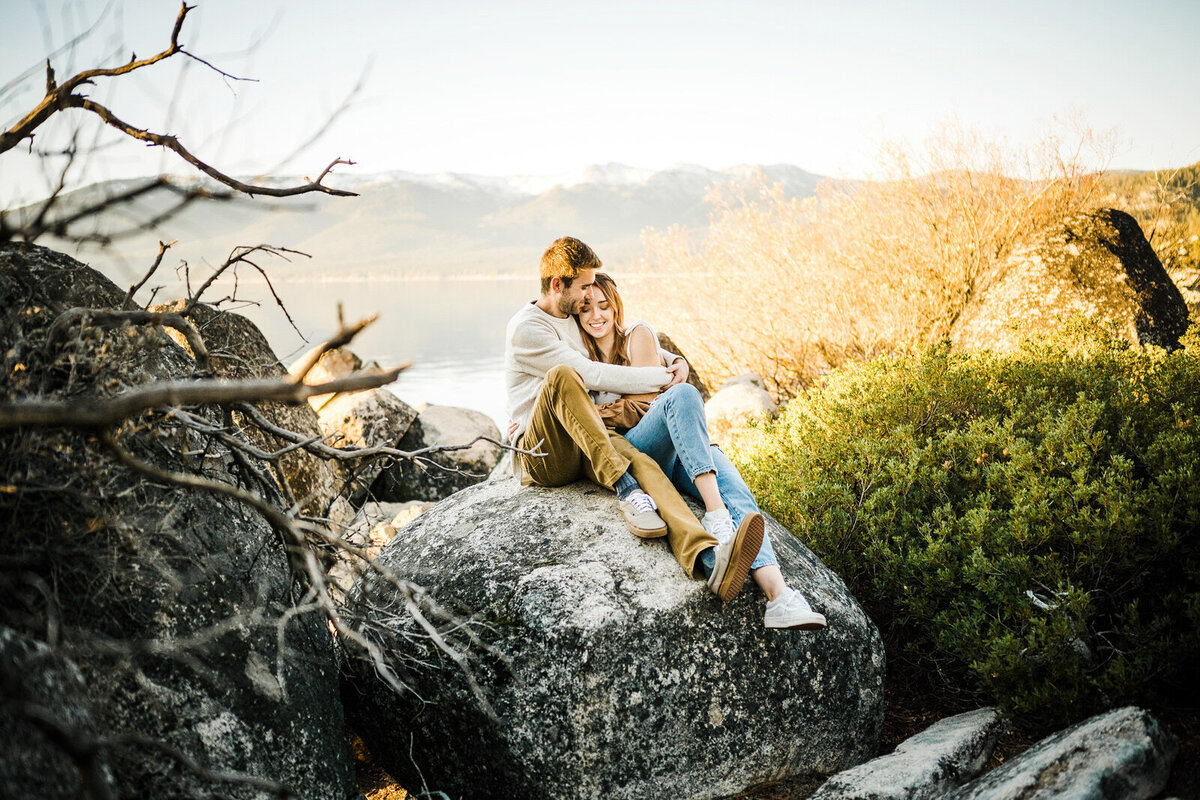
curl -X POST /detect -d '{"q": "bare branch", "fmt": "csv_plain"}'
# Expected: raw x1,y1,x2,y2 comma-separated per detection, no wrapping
233,401,546,463
179,50,258,86
1,3,193,155
125,240,177,306
67,96,358,198
12,177,235,247
0,1,357,201
185,244,308,311
115,730,296,797
0,367,404,429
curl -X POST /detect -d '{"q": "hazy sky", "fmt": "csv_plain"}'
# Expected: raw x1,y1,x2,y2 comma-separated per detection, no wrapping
2,0,1198,204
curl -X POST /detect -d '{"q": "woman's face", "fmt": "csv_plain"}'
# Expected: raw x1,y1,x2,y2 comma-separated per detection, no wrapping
578,289,616,341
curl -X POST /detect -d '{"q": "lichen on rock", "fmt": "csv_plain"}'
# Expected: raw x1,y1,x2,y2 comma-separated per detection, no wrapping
345,475,886,800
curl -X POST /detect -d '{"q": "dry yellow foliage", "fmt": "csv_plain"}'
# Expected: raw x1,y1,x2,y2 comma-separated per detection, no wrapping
629,121,1114,399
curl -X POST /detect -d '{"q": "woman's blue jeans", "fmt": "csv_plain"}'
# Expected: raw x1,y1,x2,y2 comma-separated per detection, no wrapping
622,383,777,572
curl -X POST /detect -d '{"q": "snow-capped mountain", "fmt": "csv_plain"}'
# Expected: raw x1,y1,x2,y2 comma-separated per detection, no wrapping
30,163,825,282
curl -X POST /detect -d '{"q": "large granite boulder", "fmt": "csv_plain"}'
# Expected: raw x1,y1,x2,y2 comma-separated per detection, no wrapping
810,707,1001,800
344,476,885,800
951,209,1190,352
371,403,503,502
0,243,356,799
947,707,1176,800
0,627,104,797
151,298,347,523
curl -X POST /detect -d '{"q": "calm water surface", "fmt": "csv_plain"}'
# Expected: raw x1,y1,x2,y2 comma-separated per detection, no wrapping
161,276,540,429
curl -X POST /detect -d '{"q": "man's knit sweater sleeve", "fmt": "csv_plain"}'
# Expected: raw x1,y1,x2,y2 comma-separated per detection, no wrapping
508,309,669,394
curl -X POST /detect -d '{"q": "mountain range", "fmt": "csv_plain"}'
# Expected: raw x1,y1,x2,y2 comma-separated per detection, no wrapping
29,163,824,284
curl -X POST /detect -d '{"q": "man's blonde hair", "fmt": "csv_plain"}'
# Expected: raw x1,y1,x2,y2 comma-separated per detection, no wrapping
540,236,601,293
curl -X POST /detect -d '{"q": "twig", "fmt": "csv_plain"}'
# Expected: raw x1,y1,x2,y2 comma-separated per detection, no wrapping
78,95,356,197
179,50,257,85
125,240,177,306
184,244,307,313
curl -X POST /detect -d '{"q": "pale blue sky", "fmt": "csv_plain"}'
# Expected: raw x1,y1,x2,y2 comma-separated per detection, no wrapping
2,0,1198,204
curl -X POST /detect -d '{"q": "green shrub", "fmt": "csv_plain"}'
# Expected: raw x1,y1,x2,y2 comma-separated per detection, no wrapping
730,322,1200,730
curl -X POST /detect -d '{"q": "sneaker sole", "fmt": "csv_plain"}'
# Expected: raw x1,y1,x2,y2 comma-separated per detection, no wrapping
766,612,827,631
618,500,668,539
713,512,764,603
624,519,668,539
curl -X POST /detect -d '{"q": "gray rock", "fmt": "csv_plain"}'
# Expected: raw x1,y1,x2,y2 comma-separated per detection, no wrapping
317,387,418,503
946,707,1177,800
810,707,1001,800
289,344,363,412
0,627,108,799
345,476,885,800
951,208,1190,352
152,298,345,520
330,501,434,589
371,403,502,502
705,374,778,443
0,243,357,799
717,373,769,392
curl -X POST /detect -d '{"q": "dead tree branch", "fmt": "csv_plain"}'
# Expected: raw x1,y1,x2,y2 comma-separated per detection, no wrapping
5,177,234,247
288,315,379,382
233,401,547,463
184,244,310,339
0,367,404,429
0,1,356,199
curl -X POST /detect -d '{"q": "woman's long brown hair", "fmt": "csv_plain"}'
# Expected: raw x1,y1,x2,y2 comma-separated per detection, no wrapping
576,272,630,365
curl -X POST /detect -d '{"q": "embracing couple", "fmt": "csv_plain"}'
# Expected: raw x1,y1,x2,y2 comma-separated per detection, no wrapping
504,236,826,631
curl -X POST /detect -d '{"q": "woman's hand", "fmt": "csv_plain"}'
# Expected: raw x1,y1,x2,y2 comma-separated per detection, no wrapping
666,357,690,387
507,420,519,442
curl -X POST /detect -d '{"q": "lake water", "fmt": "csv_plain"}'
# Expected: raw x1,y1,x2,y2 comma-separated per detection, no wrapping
159,276,540,429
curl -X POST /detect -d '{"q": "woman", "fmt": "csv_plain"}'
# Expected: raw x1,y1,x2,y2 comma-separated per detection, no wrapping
576,272,826,631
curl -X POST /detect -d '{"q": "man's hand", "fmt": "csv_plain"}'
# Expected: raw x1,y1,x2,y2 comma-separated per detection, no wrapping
665,358,689,388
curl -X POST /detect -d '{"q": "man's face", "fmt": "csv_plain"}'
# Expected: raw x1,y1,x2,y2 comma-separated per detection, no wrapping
554,268,596,317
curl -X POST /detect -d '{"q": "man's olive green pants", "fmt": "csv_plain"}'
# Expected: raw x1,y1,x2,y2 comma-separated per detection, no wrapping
518,364,716,578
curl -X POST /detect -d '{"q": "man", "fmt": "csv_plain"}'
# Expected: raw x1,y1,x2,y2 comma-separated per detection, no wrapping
504,236,762,602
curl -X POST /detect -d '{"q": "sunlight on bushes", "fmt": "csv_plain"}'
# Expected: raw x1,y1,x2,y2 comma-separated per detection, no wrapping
630,121,1114,398
726,321,1200,731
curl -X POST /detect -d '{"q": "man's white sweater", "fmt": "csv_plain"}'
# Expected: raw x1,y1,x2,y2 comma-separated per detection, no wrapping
505,301,669,440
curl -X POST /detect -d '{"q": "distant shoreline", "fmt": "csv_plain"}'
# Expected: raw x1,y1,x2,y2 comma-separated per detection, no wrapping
155,272,691,284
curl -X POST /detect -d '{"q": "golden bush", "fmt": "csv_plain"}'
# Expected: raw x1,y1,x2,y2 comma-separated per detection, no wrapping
629,123,1113,398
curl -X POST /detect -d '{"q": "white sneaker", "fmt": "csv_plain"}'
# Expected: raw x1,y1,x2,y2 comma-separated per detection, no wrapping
705,512,763,603
765,589,827,631
701,509,735,543
618,490,667,538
